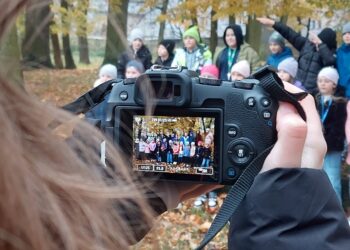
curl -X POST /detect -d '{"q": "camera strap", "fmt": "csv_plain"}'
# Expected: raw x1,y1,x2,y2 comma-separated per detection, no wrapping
62,79,118,114
196,69,307,250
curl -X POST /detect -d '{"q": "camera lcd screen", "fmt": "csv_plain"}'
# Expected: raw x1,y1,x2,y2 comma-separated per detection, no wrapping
132,115,216,176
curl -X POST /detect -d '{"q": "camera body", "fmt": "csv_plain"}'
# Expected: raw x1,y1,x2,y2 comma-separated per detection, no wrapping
104,66,278,185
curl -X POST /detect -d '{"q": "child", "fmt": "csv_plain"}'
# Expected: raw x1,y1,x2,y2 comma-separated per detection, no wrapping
125,60,145,79
266,31,293,69
277,57,305,90
154,39,175,67
190,142,197,166
230,60,250,80
316,67,347,202
200,64,219,79
93,64,117,87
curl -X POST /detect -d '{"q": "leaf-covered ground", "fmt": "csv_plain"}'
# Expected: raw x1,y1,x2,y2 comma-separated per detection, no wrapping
24,68,229,250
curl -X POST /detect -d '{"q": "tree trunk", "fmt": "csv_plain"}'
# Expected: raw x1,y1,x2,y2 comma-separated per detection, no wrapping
0,23,23,87
245,15,262,56
22,0,53,68
103,0,129,65
158,0,169,43
61,0,76,69
209,9,218,57
51,31,64,69
229,15,235,25
77,0,90,64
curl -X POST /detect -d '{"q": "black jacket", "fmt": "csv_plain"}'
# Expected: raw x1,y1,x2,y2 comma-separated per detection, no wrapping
154,54,175,67
316,95,347,152
273,22,336,94
117,45,152,79
228,168,350,250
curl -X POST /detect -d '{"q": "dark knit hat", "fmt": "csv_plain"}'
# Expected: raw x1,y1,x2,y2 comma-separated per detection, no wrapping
126,60,145,73
318,28,337,50
223,24,244,49
159,39,175,55
269,31,285,48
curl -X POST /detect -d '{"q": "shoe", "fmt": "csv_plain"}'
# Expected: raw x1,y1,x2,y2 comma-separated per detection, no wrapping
194,198,203,208
208,198,217,208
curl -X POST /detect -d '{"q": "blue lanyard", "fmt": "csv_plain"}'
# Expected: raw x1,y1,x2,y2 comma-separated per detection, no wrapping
321,97,332,124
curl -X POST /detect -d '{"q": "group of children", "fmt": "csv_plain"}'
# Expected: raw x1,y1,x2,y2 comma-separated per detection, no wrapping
91,20,350,215
135,130,214,169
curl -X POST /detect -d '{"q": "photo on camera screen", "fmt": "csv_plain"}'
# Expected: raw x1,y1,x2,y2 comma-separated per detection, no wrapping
133,115,215,176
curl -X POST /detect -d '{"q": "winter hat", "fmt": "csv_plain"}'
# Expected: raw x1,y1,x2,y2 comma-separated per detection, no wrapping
318,28,337,50
159,39,175,55
200,64,219,79
183,26,201,44
99,64,117,79
126,60,145,73
129,28,144,42
268,31,285,48
223,24,244,49
318,67,339,85
278,57,298,78
231,60,250,78
342,22,350,34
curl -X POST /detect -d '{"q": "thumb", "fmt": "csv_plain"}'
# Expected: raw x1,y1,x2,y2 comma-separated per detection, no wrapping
261,102,307,173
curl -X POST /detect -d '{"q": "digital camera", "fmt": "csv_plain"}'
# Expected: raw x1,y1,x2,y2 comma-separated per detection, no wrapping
103,66,278,185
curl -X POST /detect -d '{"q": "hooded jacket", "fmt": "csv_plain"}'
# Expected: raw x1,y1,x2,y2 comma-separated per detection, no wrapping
272,22,336,94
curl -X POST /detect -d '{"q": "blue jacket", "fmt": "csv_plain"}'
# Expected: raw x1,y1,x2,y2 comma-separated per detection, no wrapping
336,43,350,98
266,46,293,69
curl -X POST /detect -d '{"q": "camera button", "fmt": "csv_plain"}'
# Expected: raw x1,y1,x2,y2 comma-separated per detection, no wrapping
227,167,236,178
119,91,128,101
261,98,271,107
228,126,238,137
234,81,254,89
262,110,272,119
246,97,256,107
228,140,255,165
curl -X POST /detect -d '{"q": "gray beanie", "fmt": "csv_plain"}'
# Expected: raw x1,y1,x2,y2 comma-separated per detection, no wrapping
126,60,145,73
129,28,144,42
269,31,285,48
343,22,350,34
318,67,339,85
278,57,298,78
99,64,117,79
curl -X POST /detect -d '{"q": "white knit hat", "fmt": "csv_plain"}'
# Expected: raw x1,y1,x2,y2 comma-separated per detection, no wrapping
129,28,144,42
231,60,251,78
278,57,298,78
318,67,339,85
99,64,117,79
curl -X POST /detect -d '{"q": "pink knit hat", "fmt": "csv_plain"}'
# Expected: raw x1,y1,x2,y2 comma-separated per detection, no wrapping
200,64,219,79
231,60,251,78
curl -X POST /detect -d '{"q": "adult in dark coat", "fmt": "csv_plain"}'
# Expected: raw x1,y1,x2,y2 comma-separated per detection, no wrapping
258,17,337,95
117,28,152,79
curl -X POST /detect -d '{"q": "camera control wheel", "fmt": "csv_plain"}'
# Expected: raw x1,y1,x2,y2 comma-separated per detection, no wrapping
227,139,255,165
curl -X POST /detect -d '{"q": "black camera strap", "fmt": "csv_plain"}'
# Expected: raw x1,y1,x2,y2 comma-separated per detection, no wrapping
195,69,307,250
62,79,118,114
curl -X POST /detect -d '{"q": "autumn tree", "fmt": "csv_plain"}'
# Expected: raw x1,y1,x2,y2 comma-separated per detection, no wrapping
22,0,53,68
0,24,23,86
61,0,76,69
76,0,90,64
103,0,129,65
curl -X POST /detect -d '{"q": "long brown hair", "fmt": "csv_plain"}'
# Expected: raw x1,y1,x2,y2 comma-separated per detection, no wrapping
0,1,154,249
